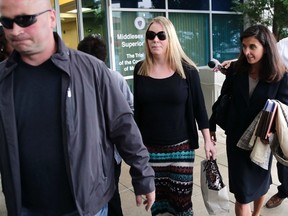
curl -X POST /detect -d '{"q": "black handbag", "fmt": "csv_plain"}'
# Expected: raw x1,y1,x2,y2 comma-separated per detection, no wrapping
203,159,225,190
210,68,235,131
212,94,231,131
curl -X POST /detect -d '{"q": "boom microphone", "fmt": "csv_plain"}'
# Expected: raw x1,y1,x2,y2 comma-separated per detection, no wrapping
207,59,226,74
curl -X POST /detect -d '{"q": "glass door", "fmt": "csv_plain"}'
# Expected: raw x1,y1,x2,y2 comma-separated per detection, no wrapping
52,0,79,49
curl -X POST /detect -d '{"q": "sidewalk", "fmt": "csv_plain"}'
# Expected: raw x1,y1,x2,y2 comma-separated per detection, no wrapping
0,127,287,215
119,127,288,216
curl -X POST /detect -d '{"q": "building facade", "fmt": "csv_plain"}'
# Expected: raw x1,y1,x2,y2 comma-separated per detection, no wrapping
54,0,243,88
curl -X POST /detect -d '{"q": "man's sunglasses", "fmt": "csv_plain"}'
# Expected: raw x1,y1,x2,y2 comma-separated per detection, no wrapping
0,9,51,29
146,31,167,41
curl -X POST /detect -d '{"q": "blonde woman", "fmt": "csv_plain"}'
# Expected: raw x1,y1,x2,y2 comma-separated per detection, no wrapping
133,16,216,216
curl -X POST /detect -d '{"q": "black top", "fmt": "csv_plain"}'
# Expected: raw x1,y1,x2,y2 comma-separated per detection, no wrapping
13,59,76,213
134,61,210,149
135,72,188,145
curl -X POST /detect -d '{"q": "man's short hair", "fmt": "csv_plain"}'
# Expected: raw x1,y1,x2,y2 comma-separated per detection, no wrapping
77,34,107,62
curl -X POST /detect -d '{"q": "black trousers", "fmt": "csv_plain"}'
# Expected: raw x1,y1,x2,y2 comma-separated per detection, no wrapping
108,161,123,216
277,161,288,198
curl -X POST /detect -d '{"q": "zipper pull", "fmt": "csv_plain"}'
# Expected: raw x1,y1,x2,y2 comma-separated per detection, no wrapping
67,87,71,98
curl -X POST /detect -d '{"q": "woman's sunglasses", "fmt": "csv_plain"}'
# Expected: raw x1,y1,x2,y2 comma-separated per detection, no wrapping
0,9,51,29
146,31,167,41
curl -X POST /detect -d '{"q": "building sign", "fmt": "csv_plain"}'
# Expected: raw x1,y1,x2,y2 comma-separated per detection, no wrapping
134,16,146,30
116,33,145,74
113,14,149,76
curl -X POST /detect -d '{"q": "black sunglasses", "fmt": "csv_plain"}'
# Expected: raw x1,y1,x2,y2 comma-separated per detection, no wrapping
0,9,51,29
146,31,167,41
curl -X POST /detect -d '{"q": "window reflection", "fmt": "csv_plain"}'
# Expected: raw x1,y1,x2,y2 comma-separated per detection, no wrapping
170,13,209,66
80,0,109,64
168,0,209,10
212,0,243,11
111,0,165,9
212,14,242,62
111,0,241,11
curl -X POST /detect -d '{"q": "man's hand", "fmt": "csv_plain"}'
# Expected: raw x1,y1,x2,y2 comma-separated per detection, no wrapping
212,59,237,74
135,190,155,211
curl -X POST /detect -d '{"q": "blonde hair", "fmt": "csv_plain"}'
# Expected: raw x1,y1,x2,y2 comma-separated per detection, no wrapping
138,16,197,78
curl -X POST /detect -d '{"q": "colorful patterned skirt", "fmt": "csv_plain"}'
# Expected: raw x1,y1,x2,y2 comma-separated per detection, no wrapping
147,140,195,216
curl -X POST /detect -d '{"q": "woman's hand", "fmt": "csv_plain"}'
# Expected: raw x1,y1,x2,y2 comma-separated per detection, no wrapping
210,131,217,142
205,139,217,160
202,129,217,160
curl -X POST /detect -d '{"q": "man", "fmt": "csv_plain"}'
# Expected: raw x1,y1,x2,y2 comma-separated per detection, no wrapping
77,35,134,216
0,0,155,215
265,37,288,208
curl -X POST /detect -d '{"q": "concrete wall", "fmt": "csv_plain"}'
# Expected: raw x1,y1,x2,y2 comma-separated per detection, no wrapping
198,66,226,118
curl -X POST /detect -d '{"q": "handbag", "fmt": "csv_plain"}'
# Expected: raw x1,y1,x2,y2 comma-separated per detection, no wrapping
212,94,231,131
211,68,236,131
200,159,230,215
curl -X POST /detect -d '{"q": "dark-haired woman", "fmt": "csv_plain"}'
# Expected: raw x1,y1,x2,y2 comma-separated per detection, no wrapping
210,25,288,216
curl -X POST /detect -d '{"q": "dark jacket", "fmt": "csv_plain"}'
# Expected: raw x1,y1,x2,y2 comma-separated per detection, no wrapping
210,62,288,143
133,61,209,149
0,34,155,216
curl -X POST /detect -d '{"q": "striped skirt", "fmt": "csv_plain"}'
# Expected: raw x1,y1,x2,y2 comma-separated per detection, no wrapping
147,140,195,216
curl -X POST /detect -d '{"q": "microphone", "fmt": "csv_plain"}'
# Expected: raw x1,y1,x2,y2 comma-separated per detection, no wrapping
207,59,226,74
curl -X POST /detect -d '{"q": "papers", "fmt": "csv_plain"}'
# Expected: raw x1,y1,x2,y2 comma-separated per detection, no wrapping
255,99,278,140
